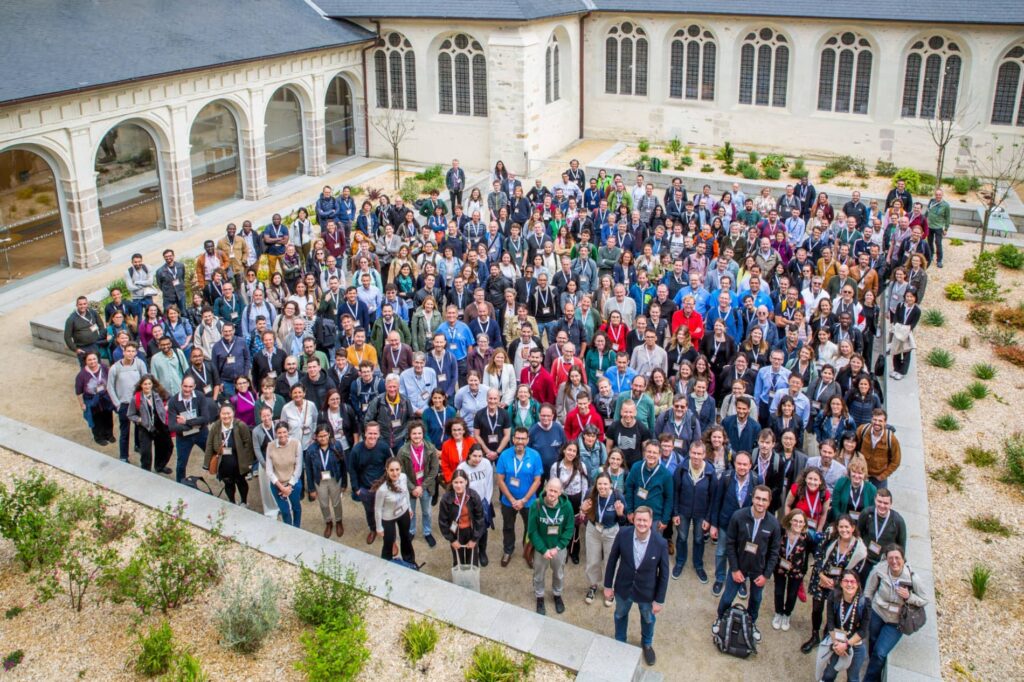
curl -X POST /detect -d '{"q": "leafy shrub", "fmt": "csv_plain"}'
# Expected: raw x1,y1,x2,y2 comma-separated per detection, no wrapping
2,650,24,672
134,621,176,677
789,157,808,180
400,177,421,203
826,155,867,177
875,159,897,177
994,305,1024,329
714,141,735,165
764,165,781,180
413,164,444,183
739,162,761,180
949,237,965,246
925,348,954,368
94,508,135,544
164,652,209,682
465,644,536,682
892,168,922,194
919,183,934,196
967,305,992,327
700,164,714,173
1006,432,1024,487
107,502,220,614
348,185,364,197
994,243,1024,269
944,282,966,301
969,564,992,600
0,471,64,571
921,309,945,327
963,253,1001,302
952,176,980,194
966,381,990,400
677,155,693,168
819,168,837,182
665,138,683,156
964,446,997,467
293,555,368,629
35,531,119,611
296,614,370,682
967,514,1012,537
993,343,1024,366
215,565,279,654
929,463,964,490
401,618,439,664
747,151,759,164
971,362,996,380
637,138,650,153
4,607,24,620
933,414,961,431
698,150,707,160
947,391,974,411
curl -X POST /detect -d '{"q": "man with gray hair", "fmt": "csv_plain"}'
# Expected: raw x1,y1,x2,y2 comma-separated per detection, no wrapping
365,373,413,453
399,352,438,416
527,477,574,615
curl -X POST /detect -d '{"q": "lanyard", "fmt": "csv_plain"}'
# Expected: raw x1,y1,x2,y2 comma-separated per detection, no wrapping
785,535,797,558
874,510,891,541
639,463,660,489
597,494,613,523
221,339,235,355
512,454,527,479
319,447,331,471
850,485,863,510
838,599,857,630
540,503,560,525
834,540,850,566
454,492,468,521
411,444,424,471
486,410,500,433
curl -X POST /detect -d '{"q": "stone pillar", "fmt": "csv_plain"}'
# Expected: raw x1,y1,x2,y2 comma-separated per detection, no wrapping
66,127,108,268
303,109,328,176
487,32,533,175
352,80,368,158
162,105,198,231
241,89,269,200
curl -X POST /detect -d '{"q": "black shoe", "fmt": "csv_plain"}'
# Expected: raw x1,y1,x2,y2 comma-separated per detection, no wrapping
425,534,437,548
642,646,656,666
800,633,820,654
536,597,546,615
696,568,709,584
712,581,723,597
571,555,580,565
554,595,565,614
479,551,489,567
160,467,172,475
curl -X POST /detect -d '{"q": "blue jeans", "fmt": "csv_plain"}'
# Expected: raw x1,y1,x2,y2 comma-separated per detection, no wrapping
538,320,560,346
864,611,902,682
614,595,656,647
717,574,765,624
822,640,867,682
714,531,729,582
674,516,706,571
174,430,207,482
273,479,304,527
409,486,433,536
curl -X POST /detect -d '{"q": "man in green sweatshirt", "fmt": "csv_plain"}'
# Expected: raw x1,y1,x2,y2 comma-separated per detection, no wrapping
925,187,951,268
527,477,575,615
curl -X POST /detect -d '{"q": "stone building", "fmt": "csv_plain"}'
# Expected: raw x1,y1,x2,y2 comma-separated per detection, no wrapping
1,0,1022,285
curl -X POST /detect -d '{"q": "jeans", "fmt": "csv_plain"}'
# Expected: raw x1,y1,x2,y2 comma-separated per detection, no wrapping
409,486,433,537
357,487,376,529
717,574,765,624
614,595,656,647
774,574,802,616
674,516,706,571
864,611,902,682
500,503,530,554
174,430,207,482
273,479,303,527
820,639,867,682
714,531,729,582
537,320,560,347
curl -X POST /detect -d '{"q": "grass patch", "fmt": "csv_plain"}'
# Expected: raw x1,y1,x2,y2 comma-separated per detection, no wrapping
401,618,439,665
933,414,961,431
966,514,1013,537
949,238,965,246
1005,433,1024,488
947,391,974,411
465,644,536,682
134,620,176,677
964,446,997,467
4,606,23,620
925,348,955,369
929,464,964,491
971,363,996,380
965,382,990,400
921,309,946,327
969,564,992,600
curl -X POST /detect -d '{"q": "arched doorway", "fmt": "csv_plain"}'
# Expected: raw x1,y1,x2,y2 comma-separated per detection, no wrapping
0,148,68,285
95,122,164,246
265,87,304,184
325,75,355,163
189,101,242,213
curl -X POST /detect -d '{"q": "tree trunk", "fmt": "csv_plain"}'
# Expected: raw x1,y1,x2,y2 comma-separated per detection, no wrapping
935,145,946,190
980,206,991,253
392,144,400,190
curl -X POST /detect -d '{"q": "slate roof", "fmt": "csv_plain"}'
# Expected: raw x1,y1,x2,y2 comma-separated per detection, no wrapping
315,0,589,21
0,0,374,105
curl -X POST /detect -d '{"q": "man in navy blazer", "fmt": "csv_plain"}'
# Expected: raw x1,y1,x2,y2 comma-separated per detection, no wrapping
720,396,761,454
671,441,716,582
603,506,670,666
708,451,758,597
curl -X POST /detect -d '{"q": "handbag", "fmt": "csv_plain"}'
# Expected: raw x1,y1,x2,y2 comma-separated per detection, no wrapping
451,546,481,593
897,570,926,635
209,443,222,476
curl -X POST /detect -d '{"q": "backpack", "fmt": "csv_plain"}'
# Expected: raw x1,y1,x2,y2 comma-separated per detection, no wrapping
714,604,757,658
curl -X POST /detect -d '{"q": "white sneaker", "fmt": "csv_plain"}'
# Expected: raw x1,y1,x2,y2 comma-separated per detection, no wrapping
752,626,762,642
782,615,791,631
772,613,783,630
711,620,720,635
893,372,903,380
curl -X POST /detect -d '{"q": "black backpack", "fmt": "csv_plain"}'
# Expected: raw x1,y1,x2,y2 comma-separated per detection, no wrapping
714,604,757,658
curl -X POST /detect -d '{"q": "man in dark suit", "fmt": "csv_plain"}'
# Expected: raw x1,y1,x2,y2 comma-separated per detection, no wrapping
603,506,670,666
252,330,287,389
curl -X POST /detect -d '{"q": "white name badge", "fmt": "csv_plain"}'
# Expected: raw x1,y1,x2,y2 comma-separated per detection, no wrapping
203,385,212,394
542,307,552,315
89,324,99,333
449,343,458,351
779,558,793,571
223,446,233,455
322,471,331,481
488,435,498,444
868,541,881,555
437,374,447,382
509,477,521,488
391,420,402,428
226,356,235,364
636,487,648,500
744,541,759,554
547,525,558,535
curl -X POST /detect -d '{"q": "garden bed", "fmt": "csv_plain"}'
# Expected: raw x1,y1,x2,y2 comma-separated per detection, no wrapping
0,447,565,682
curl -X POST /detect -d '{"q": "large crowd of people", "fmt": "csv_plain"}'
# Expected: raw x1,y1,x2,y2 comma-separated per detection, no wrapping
66,158,939,676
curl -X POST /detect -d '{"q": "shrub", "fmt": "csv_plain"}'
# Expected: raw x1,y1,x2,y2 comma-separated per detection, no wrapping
952,176,980,195
944,282,965,301
921,309,946,327
698,150,707,160
994,243,1024,269
665,138,683,156
413,164,444,182
134,621,176,677
964,253,1002,302
714,141,735,165
826,155,867,177
819,168,837,182
964,446,997,467
930,463,965,490
700,164,714,173
35,531,120,612
789,157,808,180
966,514,1012,537
925,348,954,368
1006,433,1024,487
637,138,650,153
971,362,997,380
966,381,990,400
993,305,1024,329
106,502,220,614
969,564,992,600
875,159,897,177
947,391,974,411
4,607,24,620
919,183,934,196
994,344,1024,367
215,565,279,654
399,177,421,203
94,507,135,544
348,185,364,197
3,650,24,672
949,237,965,246
296,614,370,682
677,155,693,167
164,652,209,682
933,414,961,431
293,555,368,628
0,471,64,571
465,644,536,682
764,165,781,180
741,163,761,180
892,168,922,194
967,305,992,327
401,618,439,664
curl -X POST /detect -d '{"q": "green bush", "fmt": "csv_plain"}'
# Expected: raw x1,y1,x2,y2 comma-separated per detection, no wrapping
0,471,64,571
401,618,439,664
400,177,421,204
949,237,965,246
764,165,781,180
739,163,760,180
971,363,997,380
700,164,714,173
215,565,279,654
677,155,693,168
106,502,220,614
933,414,961,431
892,168,922,194
967,305,992,326
925,348,954,369
826,155,867,177
789,157,808,180
747,151,759,165
944,282,966,301
35,530,119,612
134,621,176,677
637,138,650,153
1006,433,1024,487
819,168,837,182
952,176,980,194
964,446,997,467
465,644,536,682
994,243,1024,269
3,650,24,672
963,253,1001,302
714,141,735,165
947,391,974,411
969,564,992,600
875,159,897,177
665,138,683,156
296,614,370,682
413,164,444,182
966,381,990,400
921,309,946,327
293,555,368,629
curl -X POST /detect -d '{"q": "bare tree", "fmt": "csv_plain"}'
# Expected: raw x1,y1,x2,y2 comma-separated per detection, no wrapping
369,109,415,190
971,136,1024,253
924,105,975,190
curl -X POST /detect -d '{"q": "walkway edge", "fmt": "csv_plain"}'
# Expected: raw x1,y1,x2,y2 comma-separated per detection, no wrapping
0,414,642,681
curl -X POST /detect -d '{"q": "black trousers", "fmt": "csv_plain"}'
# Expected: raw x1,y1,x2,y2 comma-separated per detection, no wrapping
382,511,416,563
774,574,802,616
893,350,913,375
450,526,479,566
88,402,114,443
138,422,173,472
218,454,249,504
449,190,463,214
501,504,530,554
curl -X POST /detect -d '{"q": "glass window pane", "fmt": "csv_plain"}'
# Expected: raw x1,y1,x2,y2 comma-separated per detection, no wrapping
636,39,648,96
685,41,700,99
605,37,618,94
669,41,684,99
702,42,716,100
389,51,404,110
472,54,488,116
95,123,163,246
902,53,921,117
939,55,961,120
405,51,417,111
325,75,354,162
756,44,772,106
818,48,836,111
438,54,453,114
772,45,789,107
374,51,388,108
920,53,941,119
854,51,872,115
739,44,754,104
553,44,560,102
835,50,854,113
454,53,471,115
545,46,552,103
189,101,242,212
621,38,633,96
264,88,303,184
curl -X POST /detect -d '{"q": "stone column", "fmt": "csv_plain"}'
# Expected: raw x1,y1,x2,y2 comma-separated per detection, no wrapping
303,108,328,176
241,88,269,200
66,127,108,268
352,80,368,158
162,105,197,231
487,32,533,175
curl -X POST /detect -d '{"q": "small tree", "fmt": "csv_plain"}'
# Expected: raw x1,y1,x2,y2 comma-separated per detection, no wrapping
925,105,975,190
971,136,1024,253
369,109,415,190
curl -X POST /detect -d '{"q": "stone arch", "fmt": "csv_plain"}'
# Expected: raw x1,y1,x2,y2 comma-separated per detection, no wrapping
325,70,365,162
265,84,308,183
188,98,245,212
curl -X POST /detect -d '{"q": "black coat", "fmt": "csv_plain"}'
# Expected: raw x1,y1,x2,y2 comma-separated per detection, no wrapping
437,488,486,542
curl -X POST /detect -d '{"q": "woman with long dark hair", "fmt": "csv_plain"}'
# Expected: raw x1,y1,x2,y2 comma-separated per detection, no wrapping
550,441,589,565
372,457,415,563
